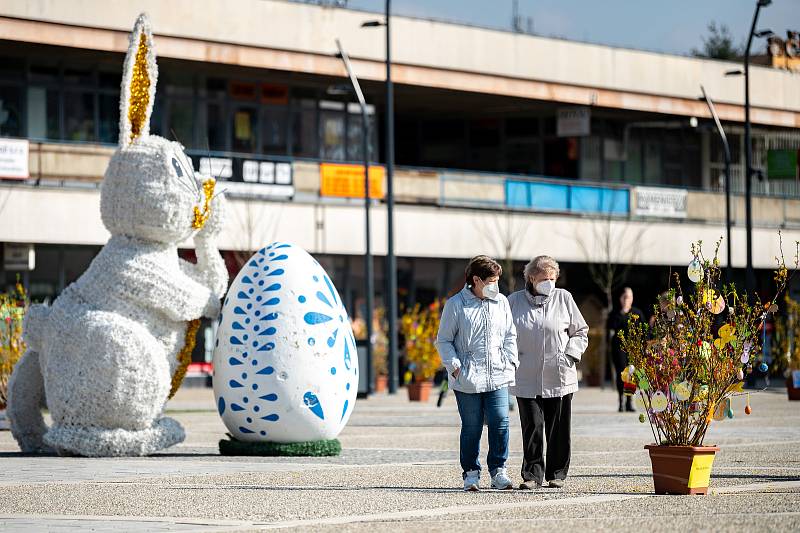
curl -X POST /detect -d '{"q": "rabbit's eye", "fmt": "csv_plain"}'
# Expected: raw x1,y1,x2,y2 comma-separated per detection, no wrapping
171,157,183,177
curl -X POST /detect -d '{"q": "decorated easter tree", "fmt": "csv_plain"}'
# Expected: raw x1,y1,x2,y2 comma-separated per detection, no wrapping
0,280,28,412
400,301,443,401
620,237,797,494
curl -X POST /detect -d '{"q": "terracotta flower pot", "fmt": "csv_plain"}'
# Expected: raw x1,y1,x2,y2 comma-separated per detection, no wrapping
645,444,720,495
787,375,800,401
407,381,432,402
374,375,388,393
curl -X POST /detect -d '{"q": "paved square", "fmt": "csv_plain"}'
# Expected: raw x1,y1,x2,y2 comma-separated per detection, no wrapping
1,386,799,531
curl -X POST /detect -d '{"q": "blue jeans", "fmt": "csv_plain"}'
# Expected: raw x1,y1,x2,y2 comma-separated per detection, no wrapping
454,387,509,478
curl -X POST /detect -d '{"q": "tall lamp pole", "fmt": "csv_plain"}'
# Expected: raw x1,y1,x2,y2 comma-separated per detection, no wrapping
700,85,733,281
363,0,398,394
742,0,773,295
335,38,374,394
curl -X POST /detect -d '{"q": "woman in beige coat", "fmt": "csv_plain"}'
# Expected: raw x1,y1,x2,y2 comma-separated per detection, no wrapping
508,255,588,490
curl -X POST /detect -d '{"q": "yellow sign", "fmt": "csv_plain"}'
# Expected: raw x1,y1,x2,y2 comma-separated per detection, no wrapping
320,163,385,199
687,453,716,489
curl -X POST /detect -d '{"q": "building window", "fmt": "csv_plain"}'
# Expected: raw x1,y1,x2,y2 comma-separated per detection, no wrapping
26,87,59,140
320,100,345,161
166,98,194,147
64,91,96,142
202,102,226,151
291,97,317,158
346,103,377,162
0,85,23,137
261,104,288,155
231,106,257,153
98,93,119,143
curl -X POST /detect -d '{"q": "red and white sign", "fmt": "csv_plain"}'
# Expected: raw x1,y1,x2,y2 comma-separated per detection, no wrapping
0,138,29,179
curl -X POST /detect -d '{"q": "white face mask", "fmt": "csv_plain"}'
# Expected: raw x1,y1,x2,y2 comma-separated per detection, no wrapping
535,279,555,296
482,281,500,299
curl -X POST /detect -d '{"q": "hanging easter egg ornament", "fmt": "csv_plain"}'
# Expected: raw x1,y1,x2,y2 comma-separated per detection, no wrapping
214,242,358,457
639,413,646,423
687,258,703,283
725,397,734,419
759,361,769,373
673,380,691,401
768,303,778,314
700,341,712,359
634,389,647,410
650,391,668,413
737,368,744,381
744,393,752,415
741,340,752,364
713,399,727,421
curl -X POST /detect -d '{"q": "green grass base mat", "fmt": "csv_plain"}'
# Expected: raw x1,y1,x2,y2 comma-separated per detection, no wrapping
218,437,342,457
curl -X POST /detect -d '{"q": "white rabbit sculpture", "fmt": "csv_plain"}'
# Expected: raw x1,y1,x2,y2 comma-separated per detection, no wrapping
6,13,229,457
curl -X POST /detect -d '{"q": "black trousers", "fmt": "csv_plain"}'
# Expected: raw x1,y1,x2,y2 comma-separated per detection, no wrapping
611,350,628,398
516,394,572,483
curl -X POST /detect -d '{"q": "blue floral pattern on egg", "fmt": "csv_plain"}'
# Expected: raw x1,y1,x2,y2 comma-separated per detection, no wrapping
213,242,358,443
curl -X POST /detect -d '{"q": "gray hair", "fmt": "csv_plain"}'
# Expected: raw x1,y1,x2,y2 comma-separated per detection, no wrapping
524,255,560,281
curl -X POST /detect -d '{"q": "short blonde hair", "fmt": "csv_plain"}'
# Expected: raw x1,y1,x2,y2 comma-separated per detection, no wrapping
524,255,560,281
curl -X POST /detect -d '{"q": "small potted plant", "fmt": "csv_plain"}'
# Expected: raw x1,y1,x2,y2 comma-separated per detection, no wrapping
0,280,28,429
372,307,389,393
620,238,796,495
771,295,800,400
400,300,442,402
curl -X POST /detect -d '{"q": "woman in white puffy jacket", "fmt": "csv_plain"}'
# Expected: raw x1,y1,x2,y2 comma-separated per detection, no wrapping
435,255,518,492
509,255,588,490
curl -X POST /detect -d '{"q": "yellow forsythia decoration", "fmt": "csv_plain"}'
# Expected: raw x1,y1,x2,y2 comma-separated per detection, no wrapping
0,282,28,409
169,319,200,399
400,300,443,382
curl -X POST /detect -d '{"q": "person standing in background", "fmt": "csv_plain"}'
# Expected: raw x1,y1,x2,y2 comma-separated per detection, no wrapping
607,287,643,412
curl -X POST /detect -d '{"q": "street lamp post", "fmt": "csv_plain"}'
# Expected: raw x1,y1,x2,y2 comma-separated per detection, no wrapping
335,39,374,395
699,85,733,281
742,0,773,295
363,1,399,394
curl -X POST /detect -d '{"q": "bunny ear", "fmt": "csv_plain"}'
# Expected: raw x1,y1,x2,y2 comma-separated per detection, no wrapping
118,13,158,148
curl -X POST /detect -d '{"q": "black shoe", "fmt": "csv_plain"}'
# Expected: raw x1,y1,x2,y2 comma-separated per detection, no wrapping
618,398,624,412
625,398,636,412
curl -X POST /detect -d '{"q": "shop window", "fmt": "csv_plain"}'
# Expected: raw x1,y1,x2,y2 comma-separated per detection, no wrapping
0,85,22,137
291,98,317,158
0,56,24,80
163,70,194,97
231,106,257,153
579,136,601,180
29,63,59,84
644,140,662,184
63,66,94,86
203,77,227,99
26,87,59,140
64,91,95,141
98,69,121,90
346,103,377,162
320,100,345,161
420,118,464,166
98,93,119,143
261,104,288,155
151,98,165,137
203,102,226,151
166,98,194,147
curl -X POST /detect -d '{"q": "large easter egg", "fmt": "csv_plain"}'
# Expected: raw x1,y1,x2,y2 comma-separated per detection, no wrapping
213,242,358,443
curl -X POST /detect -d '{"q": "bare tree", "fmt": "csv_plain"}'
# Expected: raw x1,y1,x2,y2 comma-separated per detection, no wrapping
474,211,531,293
229,197,282,269
575,215,646,388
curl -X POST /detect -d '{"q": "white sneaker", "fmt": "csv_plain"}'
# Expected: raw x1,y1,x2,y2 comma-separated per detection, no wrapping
463,470,480,491
491,467,513,490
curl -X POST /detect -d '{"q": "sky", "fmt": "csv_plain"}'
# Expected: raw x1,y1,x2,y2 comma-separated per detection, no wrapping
335,0,799,56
